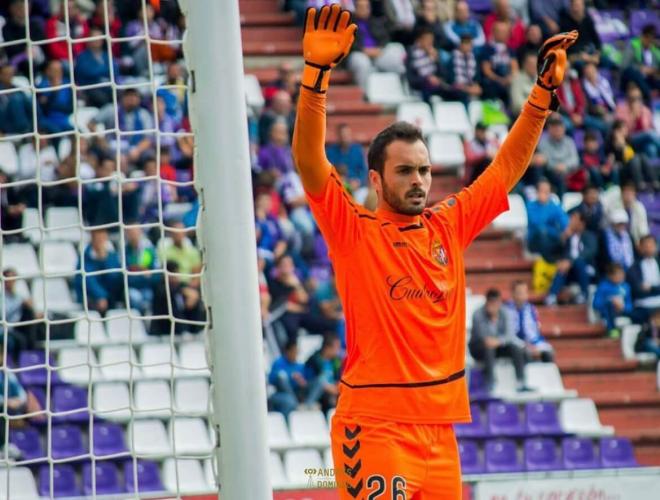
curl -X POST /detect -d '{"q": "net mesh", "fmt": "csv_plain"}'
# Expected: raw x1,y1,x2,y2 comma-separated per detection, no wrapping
0,0,216,497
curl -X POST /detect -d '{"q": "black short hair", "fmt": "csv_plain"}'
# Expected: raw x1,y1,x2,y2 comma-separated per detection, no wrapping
486,288,501,302
582,184,598,195
367,121,425,175
642,24,656,37
284,340,298,353
511,280,527,291
621,180,637,191
605,262,624,277
321,332,340,350
640,234,656,245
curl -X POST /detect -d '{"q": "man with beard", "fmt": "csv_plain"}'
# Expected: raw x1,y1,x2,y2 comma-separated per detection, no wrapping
292,4,577,497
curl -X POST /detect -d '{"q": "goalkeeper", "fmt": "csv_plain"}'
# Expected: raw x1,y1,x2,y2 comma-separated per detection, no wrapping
292,5,577,498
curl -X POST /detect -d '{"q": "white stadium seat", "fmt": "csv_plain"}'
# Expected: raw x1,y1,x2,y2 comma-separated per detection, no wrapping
17,141,58,181
140,343,180,379
106,309,148,344
525,362,577,400
244,73,265,112
40,240,79,276
73,106,99,133
58,347,102,385
169,418,214,455
562,192,583,213
289,410,331,448
162,459,209,494
559,398,615,437
0,140,19,176
270,452,288,489
396,102,436,135
2,243,40,277
428,132,465,167
31,278,79,315
366,72,410,106
465,293,486,334
175,378,209,415
433,101,472,138
468,100,483,126
0,467,39,500
178,341,210,377
22,207,42,244
74,312,108,346
128,420,171,457
98,344,142,381
492,194,528,232
297,334,323,364
267,411,293,450
134,380,172,418
323,447,334,470
284,449,323,489
45,206,84,242
93,382,131,422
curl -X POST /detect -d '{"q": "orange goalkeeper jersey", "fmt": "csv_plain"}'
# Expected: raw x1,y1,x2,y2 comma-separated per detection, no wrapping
294,87,549,424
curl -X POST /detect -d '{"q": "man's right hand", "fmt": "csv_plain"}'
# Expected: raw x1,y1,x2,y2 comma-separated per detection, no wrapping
301,4,357,93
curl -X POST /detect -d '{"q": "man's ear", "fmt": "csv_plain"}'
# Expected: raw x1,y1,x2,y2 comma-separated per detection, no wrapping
368,168,381,191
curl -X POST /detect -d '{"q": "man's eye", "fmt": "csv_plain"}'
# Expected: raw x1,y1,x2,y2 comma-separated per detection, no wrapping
419,167,430,175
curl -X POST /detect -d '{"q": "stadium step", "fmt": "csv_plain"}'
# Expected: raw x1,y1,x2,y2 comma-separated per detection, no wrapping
464,256,532,273
245,67,353,86
240,11,296,26
238,0,284,15
243,41,300,56
556,358,638,374
536,304,589,323
327,100,383,116
562,372,658,396
634,444,660,466
541,322,604,339
466,272,532,295
326,114,396,144
550,337,621,360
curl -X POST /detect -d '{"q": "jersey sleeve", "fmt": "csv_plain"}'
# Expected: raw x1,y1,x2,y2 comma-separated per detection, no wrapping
304,168,362,257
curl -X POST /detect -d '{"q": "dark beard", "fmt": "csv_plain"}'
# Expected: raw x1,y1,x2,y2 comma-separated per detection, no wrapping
382,180,426,216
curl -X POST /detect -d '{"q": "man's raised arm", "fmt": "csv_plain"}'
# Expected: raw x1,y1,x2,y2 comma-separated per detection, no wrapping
291,5,357,196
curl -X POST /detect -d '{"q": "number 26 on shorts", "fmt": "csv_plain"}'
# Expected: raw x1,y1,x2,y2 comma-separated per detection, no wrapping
367,475,407,500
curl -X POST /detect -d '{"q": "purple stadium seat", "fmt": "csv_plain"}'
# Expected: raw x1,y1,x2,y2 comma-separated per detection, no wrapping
83,461,124,495
600,437,638,468
458,440,484,474
93,422,128,457
487,402,526,437
562,437,600,470
525,402,563,436
455,403,489,438
39,465,82,497
18,350,59,386
51,425,86,460
467,0,492,13
485,439,523,473
631,9,660,36
589,9,628,43
524,438,562,471
125,460,165,493
468,369,495,401
27,386,48,425
52,385,89,423
9,427,45,461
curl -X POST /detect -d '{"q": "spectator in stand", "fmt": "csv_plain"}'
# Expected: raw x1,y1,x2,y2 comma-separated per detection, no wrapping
258,90,296,146
444,1,485,48
268,340,307,418
44,0,89,61
123,2,165,76
483,0,526,51
304,333,343,412
558,0,600,66
313,276,346,345
529,0,564,36
615,84,660,161
74,229,124,313
448,34,482,106
622,24,659,104
635,309,660,358
347,0,406,90
545,211,597,305
593,262,633,338
262,62,299,103
258,256,272,320
423,0,456,23
36,59,73,134
268,254,338,341
0,348,28,455
506,281,555,362
606,120,658,193
326,124,368,194
603,209,636,271
0,268,39,359
277,170,316,251
415,0,451,50
582,130,618,189
555,60,593,134
258,119,296,177
628,235,660,318
534,114,579,199
74,26,117,107
2,0,46,75
0,169,26,238
151,260,205,335
516,24,543,64
92,88,154,162
582,62,615,129
479,20,518,106
160,221,202,284
0,64,33,135
510,51,537,114
255,191,288,263
526,179,569,262
83,156,139,227
90,0,122,53
572,184,604,233
406,26,462,102
383,0,417,45
470,288,530,393
124,225,160,314
605,182,650,246
464,122,499,185
156,62,186,122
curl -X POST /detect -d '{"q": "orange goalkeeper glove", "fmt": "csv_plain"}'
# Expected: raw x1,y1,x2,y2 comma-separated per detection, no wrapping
528,30,579,112
301,4,357,94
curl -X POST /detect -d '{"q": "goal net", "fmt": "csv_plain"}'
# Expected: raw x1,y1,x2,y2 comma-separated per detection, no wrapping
0,0,221,497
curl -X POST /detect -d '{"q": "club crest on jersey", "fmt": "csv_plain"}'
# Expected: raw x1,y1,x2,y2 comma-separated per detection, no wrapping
431,240,448,266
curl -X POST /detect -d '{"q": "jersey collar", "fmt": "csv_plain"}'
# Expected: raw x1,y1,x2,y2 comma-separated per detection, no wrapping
375,207,423,225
